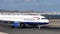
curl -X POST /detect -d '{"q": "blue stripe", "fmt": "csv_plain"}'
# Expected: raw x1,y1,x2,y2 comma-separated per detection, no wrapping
23,22,49,25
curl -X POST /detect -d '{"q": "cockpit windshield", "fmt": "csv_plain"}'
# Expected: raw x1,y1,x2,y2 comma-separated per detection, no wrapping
41,18,47,20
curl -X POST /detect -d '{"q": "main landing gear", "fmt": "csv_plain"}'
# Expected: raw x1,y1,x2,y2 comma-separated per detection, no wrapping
11,22,41,29
11,22,26,28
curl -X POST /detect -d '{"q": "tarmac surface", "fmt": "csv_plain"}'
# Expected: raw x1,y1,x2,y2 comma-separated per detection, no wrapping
0,19,60,34
0,26,60,34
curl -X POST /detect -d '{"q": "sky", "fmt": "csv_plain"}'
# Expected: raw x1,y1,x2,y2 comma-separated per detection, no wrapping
0,0,60,11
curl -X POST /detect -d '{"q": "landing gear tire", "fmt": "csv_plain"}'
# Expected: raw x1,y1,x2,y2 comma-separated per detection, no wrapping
11,26,15,28
29,24,37,27
20,24,26,28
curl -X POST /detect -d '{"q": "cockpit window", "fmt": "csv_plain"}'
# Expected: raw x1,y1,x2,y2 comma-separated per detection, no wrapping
41,18,47,19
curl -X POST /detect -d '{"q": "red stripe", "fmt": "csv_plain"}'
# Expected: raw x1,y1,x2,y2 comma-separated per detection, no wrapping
33,17,38,18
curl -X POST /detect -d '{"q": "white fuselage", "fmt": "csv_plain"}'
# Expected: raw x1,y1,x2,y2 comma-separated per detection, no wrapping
0,14,49,25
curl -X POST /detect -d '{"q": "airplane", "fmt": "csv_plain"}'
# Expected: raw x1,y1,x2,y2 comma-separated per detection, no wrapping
0,13,49,29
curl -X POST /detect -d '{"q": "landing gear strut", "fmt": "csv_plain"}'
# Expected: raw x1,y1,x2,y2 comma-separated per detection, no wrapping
38,26,41,29
37,25,41,29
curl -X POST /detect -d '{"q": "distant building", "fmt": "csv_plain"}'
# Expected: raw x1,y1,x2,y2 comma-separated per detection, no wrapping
0,10,60,15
